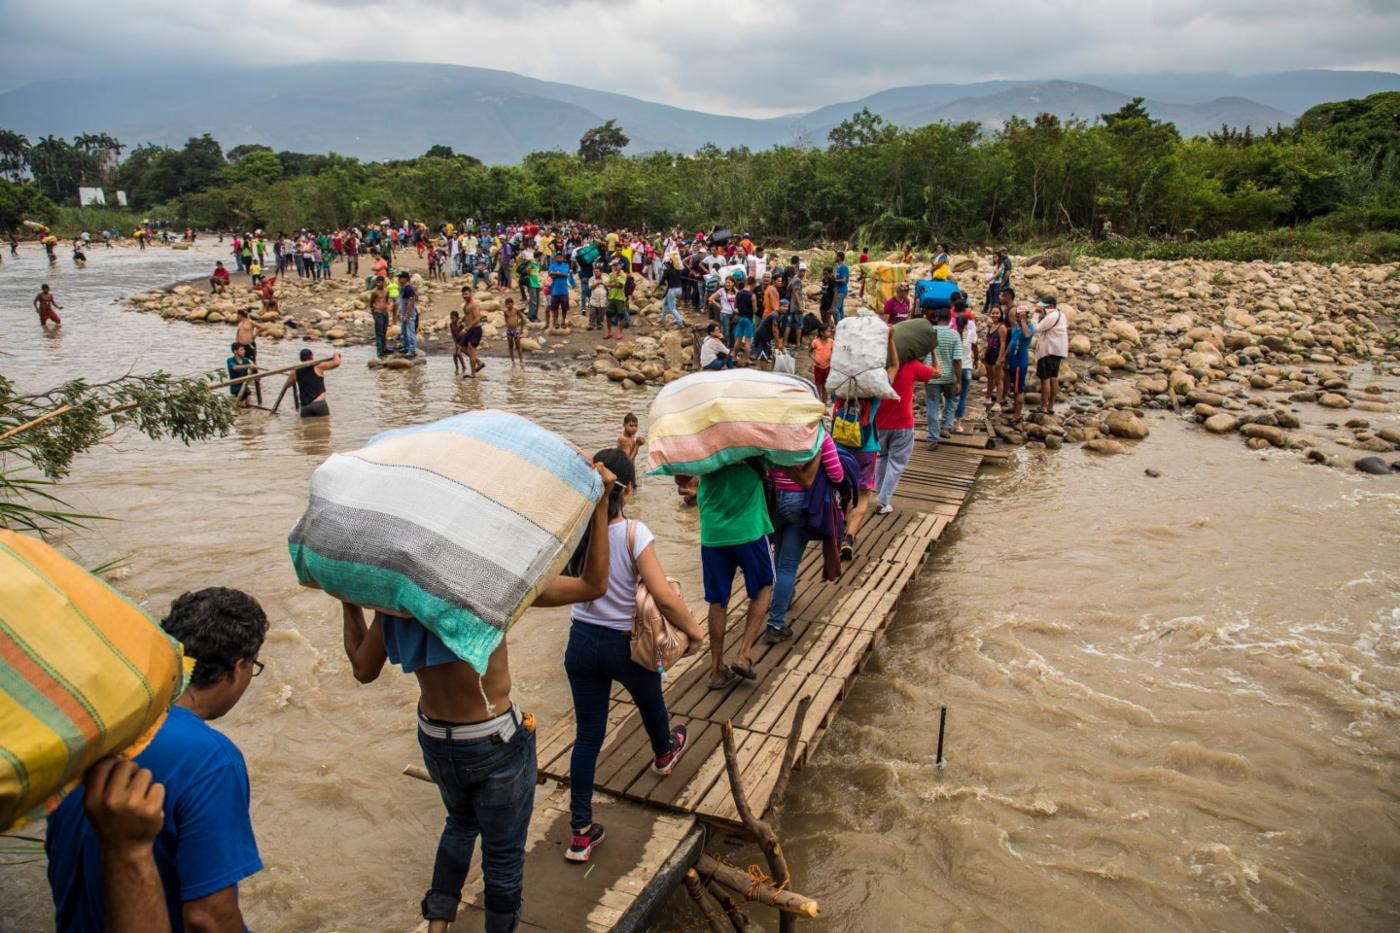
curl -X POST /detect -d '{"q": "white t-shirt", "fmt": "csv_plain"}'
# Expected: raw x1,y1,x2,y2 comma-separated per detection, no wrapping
960,319,978,368
1035,309,1069,359
700,336,729,367
571,519,653,631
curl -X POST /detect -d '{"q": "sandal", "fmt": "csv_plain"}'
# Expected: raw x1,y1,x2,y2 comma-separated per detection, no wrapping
708,666,741,690
840,534,855,562
729,661,757,680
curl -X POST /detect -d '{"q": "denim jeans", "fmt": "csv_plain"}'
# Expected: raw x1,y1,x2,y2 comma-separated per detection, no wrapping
565,622,672,831
926,382,957,444
527,286,541,322
876,428,914,507
703,356,736,370
720,312,734,346
956,367,973,418
417,722,536,932
768,490,808,629
833,292,847,324
403,310,419,354
372,311,388,356
661,287,683,325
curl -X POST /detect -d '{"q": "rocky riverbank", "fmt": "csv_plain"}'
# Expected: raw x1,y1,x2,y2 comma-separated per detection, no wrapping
120,250,1400,472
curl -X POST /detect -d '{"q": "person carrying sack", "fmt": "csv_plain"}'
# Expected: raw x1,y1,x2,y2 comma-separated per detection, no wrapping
563,449,705,864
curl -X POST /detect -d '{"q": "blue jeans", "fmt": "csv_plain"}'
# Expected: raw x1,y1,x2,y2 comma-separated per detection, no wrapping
926,381,957,444
527,287,541,322
833,292,847,324
703,355,736,370
661,287,683,325
417,721,536,931
373,311,388,356
956,367,973,419
768,490,808,629
565,622,672,831
403,310,419,354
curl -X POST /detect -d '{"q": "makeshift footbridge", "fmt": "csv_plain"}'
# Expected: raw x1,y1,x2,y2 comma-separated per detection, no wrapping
415,418,1006,932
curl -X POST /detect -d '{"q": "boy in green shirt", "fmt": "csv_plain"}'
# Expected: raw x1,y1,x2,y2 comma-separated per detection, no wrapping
697,462,774,689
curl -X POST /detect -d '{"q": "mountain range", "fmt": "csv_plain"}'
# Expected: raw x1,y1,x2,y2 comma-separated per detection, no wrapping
0,63,1396,165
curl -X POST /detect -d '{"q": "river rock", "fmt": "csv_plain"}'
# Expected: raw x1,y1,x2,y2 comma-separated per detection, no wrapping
1378,428,1400,445
1318,393,1351,409
1240,423,1287,447
1204,413,1238,434
1354,456,1392,475
606,368,630,382
1105,410,1149,439
1084,438,1127,455
1069,334,1092,355
1107,320,1142,346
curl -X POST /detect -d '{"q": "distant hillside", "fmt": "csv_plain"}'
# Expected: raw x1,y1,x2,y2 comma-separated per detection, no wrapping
0,62,1391,163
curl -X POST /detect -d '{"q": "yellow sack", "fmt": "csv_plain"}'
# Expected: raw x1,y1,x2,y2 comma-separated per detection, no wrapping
0,531,188,831
859,261,910,308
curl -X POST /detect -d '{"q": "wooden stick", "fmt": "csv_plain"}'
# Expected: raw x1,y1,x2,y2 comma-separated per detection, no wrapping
721,720,796,930
269,380,293,414
705,880,751,932
766,695,812,814
683,869,729,933
0,404,72,443
695,854,818,919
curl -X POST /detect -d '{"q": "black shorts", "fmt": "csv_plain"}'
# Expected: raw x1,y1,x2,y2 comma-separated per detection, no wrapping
549,294,569,312
461,326,482,348
1035,355,1063,380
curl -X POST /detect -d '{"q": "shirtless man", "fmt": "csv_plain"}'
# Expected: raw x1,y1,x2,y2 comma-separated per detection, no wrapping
340,463,616,933
503,297,525,368
34,284,62,328
369,276,391,357
460,286,485,377
449,311,467,375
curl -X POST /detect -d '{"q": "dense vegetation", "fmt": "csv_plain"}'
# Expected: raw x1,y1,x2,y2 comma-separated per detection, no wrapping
1,93,1397,261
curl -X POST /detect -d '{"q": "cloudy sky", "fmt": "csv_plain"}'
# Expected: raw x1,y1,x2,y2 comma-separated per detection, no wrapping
1,0,1397,114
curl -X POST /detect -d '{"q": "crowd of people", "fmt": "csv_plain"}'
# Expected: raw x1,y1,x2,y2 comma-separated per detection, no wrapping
40,219,1074,933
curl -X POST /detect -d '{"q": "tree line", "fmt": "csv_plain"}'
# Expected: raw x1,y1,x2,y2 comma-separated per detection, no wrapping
1,94,1396,258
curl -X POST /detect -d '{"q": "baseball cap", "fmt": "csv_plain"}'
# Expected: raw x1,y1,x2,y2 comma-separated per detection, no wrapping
1037,296,1057,307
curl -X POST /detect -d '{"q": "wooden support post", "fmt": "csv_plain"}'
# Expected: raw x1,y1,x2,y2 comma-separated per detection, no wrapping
721,719,799,930
683,869,729,933
705,879,751,932
766,695,812,814
695,854,818,919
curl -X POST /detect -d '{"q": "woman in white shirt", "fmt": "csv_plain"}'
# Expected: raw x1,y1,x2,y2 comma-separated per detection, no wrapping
564,449,704,863
953,299,978,433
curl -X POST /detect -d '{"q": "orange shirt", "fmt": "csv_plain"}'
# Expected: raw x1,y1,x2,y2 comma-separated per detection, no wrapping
740,238,754,255
811,337,833,368
764,284,780,316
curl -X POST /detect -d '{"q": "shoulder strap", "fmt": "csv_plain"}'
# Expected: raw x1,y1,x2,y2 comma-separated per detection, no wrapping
626,519,638,575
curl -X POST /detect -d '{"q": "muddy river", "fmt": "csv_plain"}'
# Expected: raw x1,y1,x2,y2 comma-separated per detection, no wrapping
1,246,1396,932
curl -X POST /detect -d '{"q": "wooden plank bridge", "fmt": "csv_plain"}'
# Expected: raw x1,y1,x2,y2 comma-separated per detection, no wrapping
428,421,1005,932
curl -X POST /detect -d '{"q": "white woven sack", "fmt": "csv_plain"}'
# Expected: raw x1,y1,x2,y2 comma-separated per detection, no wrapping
828,309,897,399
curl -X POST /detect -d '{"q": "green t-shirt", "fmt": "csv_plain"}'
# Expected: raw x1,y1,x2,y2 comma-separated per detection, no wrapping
527,261,541,289
697,462,773,548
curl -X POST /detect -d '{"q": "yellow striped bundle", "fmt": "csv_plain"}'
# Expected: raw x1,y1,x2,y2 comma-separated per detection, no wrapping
0,531,188,831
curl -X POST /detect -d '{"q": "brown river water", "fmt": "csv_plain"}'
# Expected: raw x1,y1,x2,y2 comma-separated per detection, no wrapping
1,246,1397,932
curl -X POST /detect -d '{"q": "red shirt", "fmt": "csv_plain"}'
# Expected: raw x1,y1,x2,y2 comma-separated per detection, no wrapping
212,267,230,280
875,360,935,430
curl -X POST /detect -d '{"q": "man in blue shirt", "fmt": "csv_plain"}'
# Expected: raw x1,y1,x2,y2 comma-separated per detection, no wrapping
546,252,576,329
833,251,849,324
1001,287,1035,421
47,588,268,933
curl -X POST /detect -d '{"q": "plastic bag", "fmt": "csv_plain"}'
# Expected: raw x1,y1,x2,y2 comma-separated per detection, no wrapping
773,350,797,375
827,311,897,400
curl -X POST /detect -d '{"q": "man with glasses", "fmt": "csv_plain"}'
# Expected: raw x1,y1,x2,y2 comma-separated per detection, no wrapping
47,588,269,933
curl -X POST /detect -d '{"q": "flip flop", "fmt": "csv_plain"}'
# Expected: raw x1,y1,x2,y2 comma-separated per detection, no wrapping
708,666,741,690
729,661,757,681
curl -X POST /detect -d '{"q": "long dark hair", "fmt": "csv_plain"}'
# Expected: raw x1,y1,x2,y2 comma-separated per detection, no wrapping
563,448,637,576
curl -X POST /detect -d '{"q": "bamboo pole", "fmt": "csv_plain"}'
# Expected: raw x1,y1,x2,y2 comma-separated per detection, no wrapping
694,855,818,919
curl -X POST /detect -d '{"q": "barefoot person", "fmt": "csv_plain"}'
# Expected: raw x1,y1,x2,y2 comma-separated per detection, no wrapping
34,283,62,328
285,348,340,418
46,588,269,933
369,276,391,357
617,413,644,461
503,297,525,368
460,285,486,377
563,450,704,862
226,343,258,407
339,462,618,933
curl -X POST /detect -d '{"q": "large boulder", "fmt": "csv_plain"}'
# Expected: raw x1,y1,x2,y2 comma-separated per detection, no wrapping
1105,410,1150,440
1240,423,1288,447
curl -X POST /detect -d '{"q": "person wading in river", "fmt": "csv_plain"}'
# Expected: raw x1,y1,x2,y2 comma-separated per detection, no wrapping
34,284,62,328
369,276,390,358
46,588,270,933
338,463,617,933
285,348,340,418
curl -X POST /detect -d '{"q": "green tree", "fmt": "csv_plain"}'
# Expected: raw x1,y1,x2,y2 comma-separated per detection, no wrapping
0,178,57,231
578,120,629,163
221,150,283,186
0,129,29,182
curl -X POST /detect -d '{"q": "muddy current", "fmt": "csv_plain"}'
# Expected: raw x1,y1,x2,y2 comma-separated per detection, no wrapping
1,246,1396,932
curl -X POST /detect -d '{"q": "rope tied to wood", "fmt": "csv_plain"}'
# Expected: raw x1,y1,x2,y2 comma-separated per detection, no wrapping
744,863,790,899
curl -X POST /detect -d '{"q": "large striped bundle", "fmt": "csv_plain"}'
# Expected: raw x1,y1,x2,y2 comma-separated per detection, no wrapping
287,411,601,674
1,531,188,831
646,370,825,476
859,261,911,309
